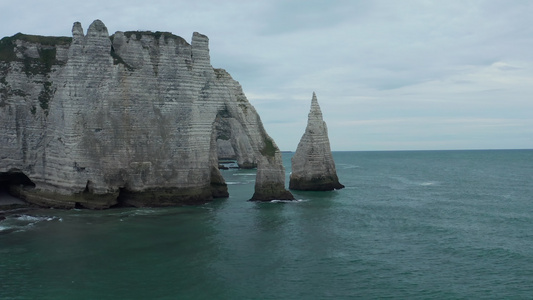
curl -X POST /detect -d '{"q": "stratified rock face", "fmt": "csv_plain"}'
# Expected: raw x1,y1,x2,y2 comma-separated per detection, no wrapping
0,20,293,208
289,92,344,191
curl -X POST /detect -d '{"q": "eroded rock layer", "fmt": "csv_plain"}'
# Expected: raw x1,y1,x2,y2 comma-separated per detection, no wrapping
0,20,293,208
289,92,344,191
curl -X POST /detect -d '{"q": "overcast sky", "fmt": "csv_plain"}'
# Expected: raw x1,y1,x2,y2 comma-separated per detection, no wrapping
2,0,532,151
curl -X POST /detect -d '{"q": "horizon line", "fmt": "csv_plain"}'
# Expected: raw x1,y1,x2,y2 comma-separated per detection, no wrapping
281,148,533,152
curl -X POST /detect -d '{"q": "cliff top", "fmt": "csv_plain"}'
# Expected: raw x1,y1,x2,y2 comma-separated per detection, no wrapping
0,20,204,63
309,92,324,121
115,31,189,45
0,33,72,62
1,33,72,46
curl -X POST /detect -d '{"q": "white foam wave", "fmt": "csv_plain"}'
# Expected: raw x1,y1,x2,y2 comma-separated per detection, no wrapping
15,215,42,222
337,164,360,169
391,176,439,187
128,209,158,217
0,221,37,234
16,215,57,222
270,199,308,203
2,215,62,233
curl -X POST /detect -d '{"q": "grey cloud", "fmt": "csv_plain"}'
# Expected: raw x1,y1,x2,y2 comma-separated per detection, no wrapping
256,0,371,35
2,0,532,150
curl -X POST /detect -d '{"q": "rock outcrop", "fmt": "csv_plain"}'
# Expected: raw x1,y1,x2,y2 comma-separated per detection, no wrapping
289,92,344,191
0,20,293,208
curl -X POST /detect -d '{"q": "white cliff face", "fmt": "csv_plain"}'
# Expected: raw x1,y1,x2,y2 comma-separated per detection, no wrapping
289,92,344,191
0,20,293,208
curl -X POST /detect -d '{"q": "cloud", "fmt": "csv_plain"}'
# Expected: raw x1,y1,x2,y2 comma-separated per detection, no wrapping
257,0,370,35
329,117,533,150
2,0,533,150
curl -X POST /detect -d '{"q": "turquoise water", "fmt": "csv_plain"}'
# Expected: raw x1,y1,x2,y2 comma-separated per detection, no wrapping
1,150,533,299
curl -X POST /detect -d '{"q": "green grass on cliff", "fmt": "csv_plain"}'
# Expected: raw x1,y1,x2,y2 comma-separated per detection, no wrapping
0,33,71,76
0,34,71,61
120,31,188,44
0,36,17,62
261,137,277,158
38,81,53,114
11,34,71,46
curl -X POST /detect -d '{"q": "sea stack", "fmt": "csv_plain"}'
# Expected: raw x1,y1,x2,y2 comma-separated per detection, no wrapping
289,92,344,191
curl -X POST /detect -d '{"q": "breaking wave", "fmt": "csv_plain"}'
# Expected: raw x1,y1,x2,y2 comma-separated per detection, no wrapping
336,163,360,169
270,199,308,203
0,214,61,234
225,181,243,185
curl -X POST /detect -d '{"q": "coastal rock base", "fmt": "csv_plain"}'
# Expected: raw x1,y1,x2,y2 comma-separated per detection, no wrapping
289,175,345,191
251,182,295,201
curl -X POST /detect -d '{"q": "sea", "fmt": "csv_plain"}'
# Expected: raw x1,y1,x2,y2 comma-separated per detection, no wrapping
1,150,532,299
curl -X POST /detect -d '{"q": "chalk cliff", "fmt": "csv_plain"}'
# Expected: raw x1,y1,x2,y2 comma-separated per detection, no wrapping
289,92,344,191
0,20,293,208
